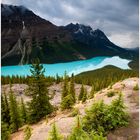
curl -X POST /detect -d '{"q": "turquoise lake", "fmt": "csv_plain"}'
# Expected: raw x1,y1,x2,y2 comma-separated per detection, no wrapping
1,56,131,77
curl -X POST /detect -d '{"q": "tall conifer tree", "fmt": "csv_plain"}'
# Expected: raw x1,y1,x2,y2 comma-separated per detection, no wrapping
2,92,10,125
20,97,28,124
1,121,10,140
28,58,53,123
69,74,76,103
47,122,63,140
82,88,87,103
61,71,69,100
89,85,95,99
9,88,21,132
68,116,90,140
24,125,32,140
78,84,84,101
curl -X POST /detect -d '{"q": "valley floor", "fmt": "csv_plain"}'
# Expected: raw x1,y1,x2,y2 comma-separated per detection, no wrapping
2,77,139,140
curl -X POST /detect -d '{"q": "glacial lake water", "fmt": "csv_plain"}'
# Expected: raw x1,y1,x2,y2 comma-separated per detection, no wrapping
1,56,131,77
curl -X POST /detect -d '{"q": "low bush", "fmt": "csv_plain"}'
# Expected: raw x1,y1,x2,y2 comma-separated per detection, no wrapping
82,94,129,136
133,84,139,91
68,108,79,117
107,91,115,97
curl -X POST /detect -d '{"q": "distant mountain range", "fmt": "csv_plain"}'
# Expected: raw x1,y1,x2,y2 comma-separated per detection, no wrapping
1,4,138,66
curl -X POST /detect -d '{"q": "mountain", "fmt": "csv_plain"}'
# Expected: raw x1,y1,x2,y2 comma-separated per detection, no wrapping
1,4,134,66
62,23,128,56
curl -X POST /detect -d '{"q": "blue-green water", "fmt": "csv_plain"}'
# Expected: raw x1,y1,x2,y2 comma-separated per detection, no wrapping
1,56,131,77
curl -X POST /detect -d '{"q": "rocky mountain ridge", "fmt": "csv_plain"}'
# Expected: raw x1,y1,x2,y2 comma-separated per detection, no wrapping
1,4,132,66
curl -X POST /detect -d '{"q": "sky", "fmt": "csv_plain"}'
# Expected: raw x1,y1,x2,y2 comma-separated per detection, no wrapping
2,0,139,48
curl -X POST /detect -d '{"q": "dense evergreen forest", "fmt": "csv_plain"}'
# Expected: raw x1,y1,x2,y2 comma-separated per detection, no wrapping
1,65,138,86
1,60,138,140
1,75,57,85
75,65,138,91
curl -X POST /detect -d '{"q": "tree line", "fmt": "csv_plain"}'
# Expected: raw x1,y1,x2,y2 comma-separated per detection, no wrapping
75,65,138,91
1,75,60,85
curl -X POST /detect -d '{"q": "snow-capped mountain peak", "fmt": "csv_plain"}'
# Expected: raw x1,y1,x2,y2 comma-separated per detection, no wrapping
65,23,108,40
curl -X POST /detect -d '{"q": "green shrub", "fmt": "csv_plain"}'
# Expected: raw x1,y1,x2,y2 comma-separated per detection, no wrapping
69,108,79,117
82,100,108,135
68,116,90,140
107,91,115,97
105,94,129,130
61,94,74,110
82,94,129,136
68,116,106,140
133,84,139,90
1,122,10,140
24,125,32,140
47,122,63,140
90,131,107,140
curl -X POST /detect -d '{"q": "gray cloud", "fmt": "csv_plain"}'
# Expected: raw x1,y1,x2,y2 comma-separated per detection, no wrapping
2,0,139,48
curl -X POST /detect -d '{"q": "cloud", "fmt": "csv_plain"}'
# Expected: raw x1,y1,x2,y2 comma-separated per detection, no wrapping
2,0,139,48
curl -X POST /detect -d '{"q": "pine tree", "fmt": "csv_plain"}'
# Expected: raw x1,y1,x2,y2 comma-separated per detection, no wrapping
82,94,129,136
28,58,53,123
106,94,129,129
78,84,84,101
9,88,21,132
61,71,69,100
69,74,76,103
24,125,32,140
1,95,5,121
82,100,107,135
61,94,74,110
1,121,10,140
20,97,28,124
2,92,10,125
47,122,63,140
82,88,87,103
56,74,61,84
89,85,95,99
68,116,90,140
4,92,11,125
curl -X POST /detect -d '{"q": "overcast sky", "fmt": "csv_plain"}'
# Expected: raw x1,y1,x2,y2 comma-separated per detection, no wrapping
2,0,139,48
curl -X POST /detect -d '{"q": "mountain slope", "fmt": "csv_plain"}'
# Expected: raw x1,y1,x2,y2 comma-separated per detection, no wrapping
1,4,133,66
